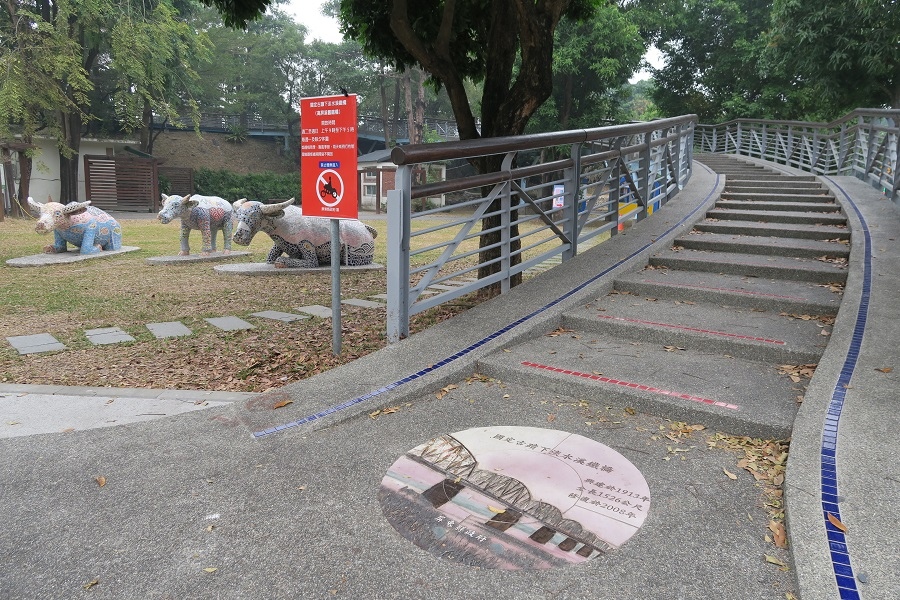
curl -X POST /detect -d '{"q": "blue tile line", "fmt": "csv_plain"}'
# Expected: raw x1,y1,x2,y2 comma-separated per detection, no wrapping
252,173,722,438
819,176,871,598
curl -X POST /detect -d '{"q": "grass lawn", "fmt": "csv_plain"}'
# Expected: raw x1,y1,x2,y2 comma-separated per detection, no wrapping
0,212,605,392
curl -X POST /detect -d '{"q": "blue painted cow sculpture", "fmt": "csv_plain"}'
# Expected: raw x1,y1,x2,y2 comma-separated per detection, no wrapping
27,197,122,255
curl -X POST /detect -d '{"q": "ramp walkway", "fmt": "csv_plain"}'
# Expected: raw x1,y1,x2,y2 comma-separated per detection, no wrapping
0,157,897,599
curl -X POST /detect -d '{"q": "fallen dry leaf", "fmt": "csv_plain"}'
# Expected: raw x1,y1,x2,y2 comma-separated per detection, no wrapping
204,567,218,573
875,367,893,373
82,579,99,590
765,554,787,568
723,468,738,480
768,520,787,548
487,505,506,514
273,399,293,409
95,476,106,488
547,413,556,422
827,513,848,532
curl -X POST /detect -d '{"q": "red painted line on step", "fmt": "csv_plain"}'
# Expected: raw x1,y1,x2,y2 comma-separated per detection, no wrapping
521,361,740,410
639,280,808,301
595,315,786,345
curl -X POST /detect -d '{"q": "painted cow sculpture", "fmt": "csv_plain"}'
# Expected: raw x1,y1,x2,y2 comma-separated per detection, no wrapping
232,198,377,268
158,194,233,255
27,197,122,255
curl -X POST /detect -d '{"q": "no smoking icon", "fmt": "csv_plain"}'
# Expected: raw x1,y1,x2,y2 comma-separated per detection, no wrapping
317,169,344,207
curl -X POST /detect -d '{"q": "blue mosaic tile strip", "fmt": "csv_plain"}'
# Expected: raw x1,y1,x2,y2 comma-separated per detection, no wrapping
252,173,722,439
819,176,871,598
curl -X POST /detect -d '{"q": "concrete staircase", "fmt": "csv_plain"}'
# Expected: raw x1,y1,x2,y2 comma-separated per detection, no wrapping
475,154,850,439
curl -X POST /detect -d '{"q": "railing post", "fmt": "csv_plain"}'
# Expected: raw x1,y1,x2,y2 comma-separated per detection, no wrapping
386,165,412,343
500,152,514,294
610,150,622,237
563,143,581,260
736,121,743,154
637,133,651,221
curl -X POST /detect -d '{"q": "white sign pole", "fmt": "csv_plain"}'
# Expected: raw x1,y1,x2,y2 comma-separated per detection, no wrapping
331,219,341,355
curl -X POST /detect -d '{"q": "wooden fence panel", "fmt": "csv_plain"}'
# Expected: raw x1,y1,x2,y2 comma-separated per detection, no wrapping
158,166,194,196
84,155,159,212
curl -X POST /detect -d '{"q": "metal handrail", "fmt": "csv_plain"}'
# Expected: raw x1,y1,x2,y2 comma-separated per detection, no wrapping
385,115,697,342
696,109,900,202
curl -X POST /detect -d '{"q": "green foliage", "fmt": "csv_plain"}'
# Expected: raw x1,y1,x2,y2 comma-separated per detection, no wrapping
768,0,900,111
194,168,300,202
338,0,601,140
527,5,646,132
225,124,249,143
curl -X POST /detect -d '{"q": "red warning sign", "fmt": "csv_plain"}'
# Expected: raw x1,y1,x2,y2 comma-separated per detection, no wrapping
300,94,358,219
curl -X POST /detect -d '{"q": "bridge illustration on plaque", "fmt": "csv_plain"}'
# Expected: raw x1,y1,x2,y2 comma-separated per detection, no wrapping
378,426,650,570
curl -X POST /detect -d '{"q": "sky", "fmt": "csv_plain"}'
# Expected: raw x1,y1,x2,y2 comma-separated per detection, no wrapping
283,0,343,44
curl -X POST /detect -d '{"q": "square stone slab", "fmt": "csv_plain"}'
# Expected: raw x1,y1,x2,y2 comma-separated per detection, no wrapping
205,317,255,331
250,311,310,323
85,327,136,345
295,305,334,319
341,299,386,309
6,333,66,355
146,322,193,339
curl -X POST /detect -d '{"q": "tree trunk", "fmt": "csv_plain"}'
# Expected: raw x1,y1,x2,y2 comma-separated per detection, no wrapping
379,68,392,148
17,146,32,207
391,78,402,143
140,99,152,153
404,70,414,145
388,0,570,297
58,110,82,202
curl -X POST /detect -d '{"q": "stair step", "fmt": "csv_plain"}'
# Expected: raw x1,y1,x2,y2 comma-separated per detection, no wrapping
614,270,842,313
649,248,848,283
707,208,847,226
720,192,834,203
726,175,818,183
561,295,829,364
724,183,826,193
713,200,841,213
694,220,849,241
675,232,850,260
476,335,800,439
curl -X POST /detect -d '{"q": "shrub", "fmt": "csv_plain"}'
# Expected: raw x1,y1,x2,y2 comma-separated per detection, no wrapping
195,168,301,203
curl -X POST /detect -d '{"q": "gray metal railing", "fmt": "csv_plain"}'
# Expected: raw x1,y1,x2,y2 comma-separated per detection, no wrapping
385,115,697,342
696,109,900,202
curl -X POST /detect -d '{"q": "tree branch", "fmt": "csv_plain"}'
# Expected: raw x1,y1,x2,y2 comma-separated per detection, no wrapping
435,0,456,59
389,0,478,139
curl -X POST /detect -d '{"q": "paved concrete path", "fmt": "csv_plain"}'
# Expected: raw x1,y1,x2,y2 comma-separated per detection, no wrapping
1,162,897,599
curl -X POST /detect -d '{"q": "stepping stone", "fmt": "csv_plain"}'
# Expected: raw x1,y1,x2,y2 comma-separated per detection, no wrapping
146,322,192,339
6,333,66,355
368,294,388,302
341,299,386,309
250,311,310,323
85,327,136,345
205,316,255,331
295,305,334,319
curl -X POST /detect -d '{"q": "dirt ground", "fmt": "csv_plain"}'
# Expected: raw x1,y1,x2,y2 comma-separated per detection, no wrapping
150,130,296,175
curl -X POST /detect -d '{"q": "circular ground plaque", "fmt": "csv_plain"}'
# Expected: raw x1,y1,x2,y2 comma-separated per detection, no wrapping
378,426,650,570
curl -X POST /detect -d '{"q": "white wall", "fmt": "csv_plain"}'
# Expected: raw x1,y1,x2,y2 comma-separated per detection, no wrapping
26,138,135,203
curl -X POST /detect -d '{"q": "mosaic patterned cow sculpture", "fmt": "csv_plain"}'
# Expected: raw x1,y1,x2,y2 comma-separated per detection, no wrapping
158,194,233,255
232,198,377,268
27,197,122,255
